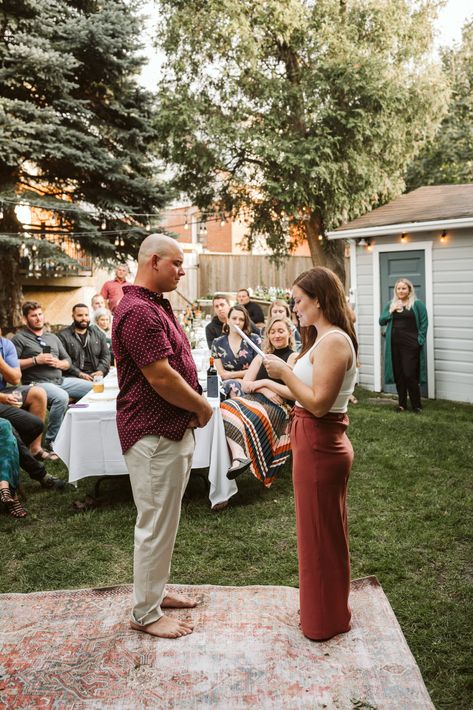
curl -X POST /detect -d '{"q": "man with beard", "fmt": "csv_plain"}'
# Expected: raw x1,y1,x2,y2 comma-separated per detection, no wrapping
1,327,64,486
12,301,92,452
58,304,110,381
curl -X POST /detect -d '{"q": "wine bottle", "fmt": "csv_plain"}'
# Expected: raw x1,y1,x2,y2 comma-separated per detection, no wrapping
207,356,219,398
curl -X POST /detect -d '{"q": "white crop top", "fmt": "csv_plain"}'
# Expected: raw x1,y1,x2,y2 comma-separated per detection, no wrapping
292,330,357,413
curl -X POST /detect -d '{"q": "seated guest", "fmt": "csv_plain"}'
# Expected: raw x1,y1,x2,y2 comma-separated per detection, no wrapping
94,308,114,364
221,316,297,485
206,294,261,348
236,288,265,328
2,417,64,489
205,294,231,348
268,300,291,320
0,419,27,518
266,300,301,349
0,327,55,461
12,301,92,452
90,293,106,324
58,304,110,381
0,335,64,485
211,305,262,399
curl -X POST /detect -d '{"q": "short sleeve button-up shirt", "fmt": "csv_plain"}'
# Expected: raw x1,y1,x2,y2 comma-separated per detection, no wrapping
100,278,129,313
112,285,200,453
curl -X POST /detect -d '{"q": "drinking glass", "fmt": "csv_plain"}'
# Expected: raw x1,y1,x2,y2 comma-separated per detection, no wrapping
92,374,104,393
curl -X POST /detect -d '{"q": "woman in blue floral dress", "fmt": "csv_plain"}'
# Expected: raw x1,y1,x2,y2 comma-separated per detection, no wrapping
0,418,27,518
211,305,262,398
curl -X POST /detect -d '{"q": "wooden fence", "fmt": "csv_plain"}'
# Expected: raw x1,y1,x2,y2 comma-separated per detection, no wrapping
198,253,313,297
168,252,314,310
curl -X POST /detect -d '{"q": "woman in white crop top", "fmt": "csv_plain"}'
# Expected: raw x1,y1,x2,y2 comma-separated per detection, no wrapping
265,266,358,642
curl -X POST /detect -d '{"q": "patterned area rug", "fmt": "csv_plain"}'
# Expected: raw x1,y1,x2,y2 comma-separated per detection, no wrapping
0,577,433,709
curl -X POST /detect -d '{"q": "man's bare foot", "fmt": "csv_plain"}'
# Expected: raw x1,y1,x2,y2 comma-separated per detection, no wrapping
130,615,194,638
161,593,198,609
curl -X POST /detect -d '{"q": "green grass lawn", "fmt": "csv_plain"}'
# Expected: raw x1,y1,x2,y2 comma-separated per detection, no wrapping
2,388,472,709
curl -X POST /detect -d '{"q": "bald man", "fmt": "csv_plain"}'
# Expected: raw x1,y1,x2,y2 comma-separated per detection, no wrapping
113,234,213,639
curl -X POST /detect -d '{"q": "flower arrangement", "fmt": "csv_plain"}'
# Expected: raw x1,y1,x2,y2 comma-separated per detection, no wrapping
251,286,291,302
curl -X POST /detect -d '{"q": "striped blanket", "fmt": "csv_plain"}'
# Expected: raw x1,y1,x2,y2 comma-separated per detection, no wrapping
221,393,291,486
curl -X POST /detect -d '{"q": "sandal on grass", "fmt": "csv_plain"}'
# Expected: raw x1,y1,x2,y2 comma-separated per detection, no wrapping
0,488,27,518
33,448,59,462
226,457,252,480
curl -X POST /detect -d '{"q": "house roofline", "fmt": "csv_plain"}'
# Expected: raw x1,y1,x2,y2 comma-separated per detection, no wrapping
326,217,473,240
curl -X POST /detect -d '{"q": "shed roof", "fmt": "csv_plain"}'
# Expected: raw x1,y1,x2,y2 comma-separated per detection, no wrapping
334,184,473,231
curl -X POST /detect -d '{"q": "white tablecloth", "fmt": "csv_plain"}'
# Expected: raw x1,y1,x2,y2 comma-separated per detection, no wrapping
53,371,237,508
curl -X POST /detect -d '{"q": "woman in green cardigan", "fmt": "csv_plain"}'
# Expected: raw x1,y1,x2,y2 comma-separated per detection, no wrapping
379,278,428,412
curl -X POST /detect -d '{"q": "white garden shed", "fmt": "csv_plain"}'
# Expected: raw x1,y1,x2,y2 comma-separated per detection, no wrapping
327,184,473,403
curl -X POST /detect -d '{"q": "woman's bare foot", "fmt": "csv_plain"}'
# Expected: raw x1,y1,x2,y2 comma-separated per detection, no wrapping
161,593,198,608
130,615,194,638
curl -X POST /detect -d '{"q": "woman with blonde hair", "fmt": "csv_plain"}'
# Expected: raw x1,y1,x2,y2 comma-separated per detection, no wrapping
379,278,428,413
267,300,301,349
264,267,358,641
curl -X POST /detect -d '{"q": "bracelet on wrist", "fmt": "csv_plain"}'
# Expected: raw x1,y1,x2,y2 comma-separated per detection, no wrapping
32,356,37,366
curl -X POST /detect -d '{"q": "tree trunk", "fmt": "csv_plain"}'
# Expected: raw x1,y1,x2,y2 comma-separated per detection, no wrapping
304,212,346,286
0,246,22,331
0,202,23,330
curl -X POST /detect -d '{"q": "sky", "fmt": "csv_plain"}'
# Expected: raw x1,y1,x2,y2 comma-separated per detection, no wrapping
139,0,472,89
435,0,471,47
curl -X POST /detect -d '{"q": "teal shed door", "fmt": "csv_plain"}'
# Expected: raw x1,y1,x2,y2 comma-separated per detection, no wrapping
379,250,427,395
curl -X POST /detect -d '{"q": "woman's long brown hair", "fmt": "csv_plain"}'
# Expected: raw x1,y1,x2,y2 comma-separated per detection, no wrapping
294,267,359,358
222,305,252,336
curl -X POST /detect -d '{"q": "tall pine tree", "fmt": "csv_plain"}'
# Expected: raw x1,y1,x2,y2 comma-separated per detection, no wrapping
0,0,168,327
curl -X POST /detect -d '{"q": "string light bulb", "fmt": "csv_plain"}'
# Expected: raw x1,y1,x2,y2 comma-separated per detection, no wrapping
366,239,373,252
184,220,189,230
318,234,323,241
400,233,407,243
440,230,447,244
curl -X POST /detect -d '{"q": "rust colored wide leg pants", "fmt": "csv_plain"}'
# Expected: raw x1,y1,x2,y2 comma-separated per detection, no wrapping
291,407,353,641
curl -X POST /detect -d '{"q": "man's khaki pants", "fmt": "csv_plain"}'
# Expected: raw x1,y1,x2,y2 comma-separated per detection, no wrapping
124,430,195,626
